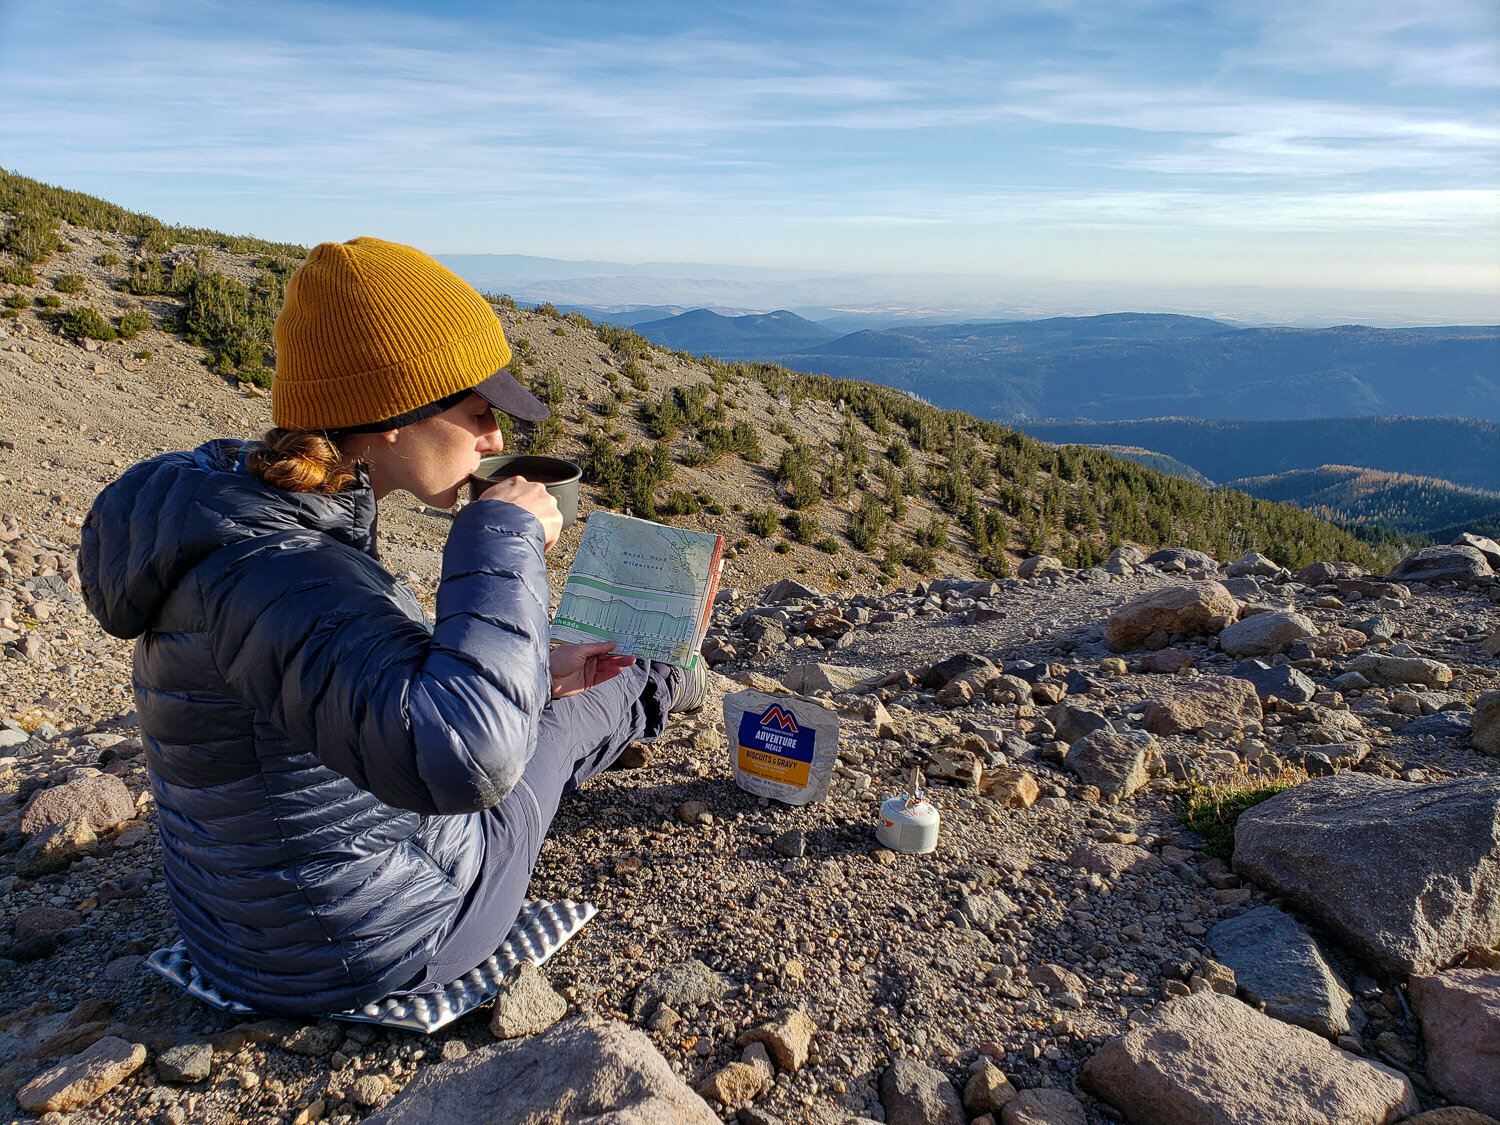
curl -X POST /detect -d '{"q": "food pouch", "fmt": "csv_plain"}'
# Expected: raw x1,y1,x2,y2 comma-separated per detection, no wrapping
724,688,841,805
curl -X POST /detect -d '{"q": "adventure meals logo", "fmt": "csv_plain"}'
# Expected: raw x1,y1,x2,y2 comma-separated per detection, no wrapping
737,702,815,787
759,705,799,732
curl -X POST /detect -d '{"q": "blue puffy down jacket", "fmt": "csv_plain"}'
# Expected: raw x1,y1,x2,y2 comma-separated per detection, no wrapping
78,439,552,1015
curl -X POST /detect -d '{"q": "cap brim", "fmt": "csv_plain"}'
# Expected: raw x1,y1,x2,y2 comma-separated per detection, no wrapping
473,367,551,422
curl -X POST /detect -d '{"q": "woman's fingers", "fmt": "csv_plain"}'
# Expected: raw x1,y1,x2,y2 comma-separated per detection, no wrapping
477,476,563,547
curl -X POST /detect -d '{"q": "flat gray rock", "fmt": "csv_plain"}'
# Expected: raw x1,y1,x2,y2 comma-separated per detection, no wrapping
879,1059,965,1125
781,663,882,694
1064,730,1161,804
1208,906,1357,1039
1349,653,1453,687
1401,712,1472,740
630,958,732,1021
1410,968,1500,1118
1233,659,1317,703
1082,990,1416,1125
1218,611,1317,657
1233,773,1500,976
365,1017,719,1125
18,774,135,835
1454,533,1500,570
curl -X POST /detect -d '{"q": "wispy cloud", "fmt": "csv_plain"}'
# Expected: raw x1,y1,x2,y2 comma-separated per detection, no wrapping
0,0,1493,311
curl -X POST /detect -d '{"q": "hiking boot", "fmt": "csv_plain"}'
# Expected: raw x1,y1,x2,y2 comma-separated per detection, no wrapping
671,659,708,714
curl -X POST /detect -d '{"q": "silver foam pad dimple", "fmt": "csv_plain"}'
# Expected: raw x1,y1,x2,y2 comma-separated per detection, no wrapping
145,898,597,1033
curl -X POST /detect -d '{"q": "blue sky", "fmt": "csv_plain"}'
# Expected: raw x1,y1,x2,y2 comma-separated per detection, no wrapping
1,0,1496,322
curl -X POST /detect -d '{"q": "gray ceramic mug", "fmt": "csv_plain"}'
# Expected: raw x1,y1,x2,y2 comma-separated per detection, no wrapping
469,454,582,529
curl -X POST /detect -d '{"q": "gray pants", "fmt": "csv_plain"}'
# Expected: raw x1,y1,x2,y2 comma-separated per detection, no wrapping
401,660,678,990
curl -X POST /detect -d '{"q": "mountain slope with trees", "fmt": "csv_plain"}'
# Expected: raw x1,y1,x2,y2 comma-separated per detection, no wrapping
0,167,1394,586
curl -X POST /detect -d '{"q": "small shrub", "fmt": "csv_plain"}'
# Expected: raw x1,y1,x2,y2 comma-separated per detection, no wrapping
57,306,117,340
596,323,651,361
3,210,59,264
138,227,174,253
849,493,888,552
97,252,122,267
662,490,700,516
623,361,650,392
910,544,938,573
815,535,841,554
551,325,566,336
36,294,61,308
117,309,151,339
0,309,16,320
774,541,792,554
746,508,778,537
0,261,36,286
3,293,26,311
784,512,822,544
532,369,566,407
134,349,152,360
836,568,852,581
785,470,821,510
734,537,751,550
533,301,563,319
489,293,518,310
53,273,86,294
706,502,725,516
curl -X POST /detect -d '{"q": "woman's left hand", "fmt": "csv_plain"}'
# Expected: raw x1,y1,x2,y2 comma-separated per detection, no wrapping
550,641,636,698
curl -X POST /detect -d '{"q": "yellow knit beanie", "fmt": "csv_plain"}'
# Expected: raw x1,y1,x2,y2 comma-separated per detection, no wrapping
272,238,514,430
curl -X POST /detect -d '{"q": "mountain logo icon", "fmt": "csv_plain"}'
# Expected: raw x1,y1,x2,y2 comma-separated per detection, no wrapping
758,705,799,733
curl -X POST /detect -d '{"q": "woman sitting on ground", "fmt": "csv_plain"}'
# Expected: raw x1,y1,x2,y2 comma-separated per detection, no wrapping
79,238,704,1015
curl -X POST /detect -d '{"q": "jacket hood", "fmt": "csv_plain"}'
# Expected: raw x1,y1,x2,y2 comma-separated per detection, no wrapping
79,439,379,639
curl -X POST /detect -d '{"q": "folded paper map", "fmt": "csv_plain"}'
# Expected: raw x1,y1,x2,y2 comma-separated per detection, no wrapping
550,511,724,669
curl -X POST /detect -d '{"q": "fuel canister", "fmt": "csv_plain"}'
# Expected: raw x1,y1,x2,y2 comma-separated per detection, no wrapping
877,767,940,854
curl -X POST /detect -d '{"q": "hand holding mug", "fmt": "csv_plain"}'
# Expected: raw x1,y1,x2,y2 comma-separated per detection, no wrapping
478,475,562,548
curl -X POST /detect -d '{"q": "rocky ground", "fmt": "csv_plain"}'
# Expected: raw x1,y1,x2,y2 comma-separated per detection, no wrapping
2,225,1499,1125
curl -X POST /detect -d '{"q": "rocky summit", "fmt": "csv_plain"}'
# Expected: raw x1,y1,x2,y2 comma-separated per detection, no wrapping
3,216,1500,1125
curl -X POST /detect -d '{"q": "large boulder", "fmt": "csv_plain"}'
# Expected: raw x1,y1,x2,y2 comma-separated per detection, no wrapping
1207,906,1358,1039
1017,554,1067,580
1105,583,1238,652
1064,730,1162,804
1410,968,1500,1118
1454,533,1500,570
1143,677,1262,736
364,1018,719,1125
1081,990,1417,1125
1217,611,1318,658
1000,1088,1087,1124
1387,545,1494,584
1233,774,1500,976
762,578,822,603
